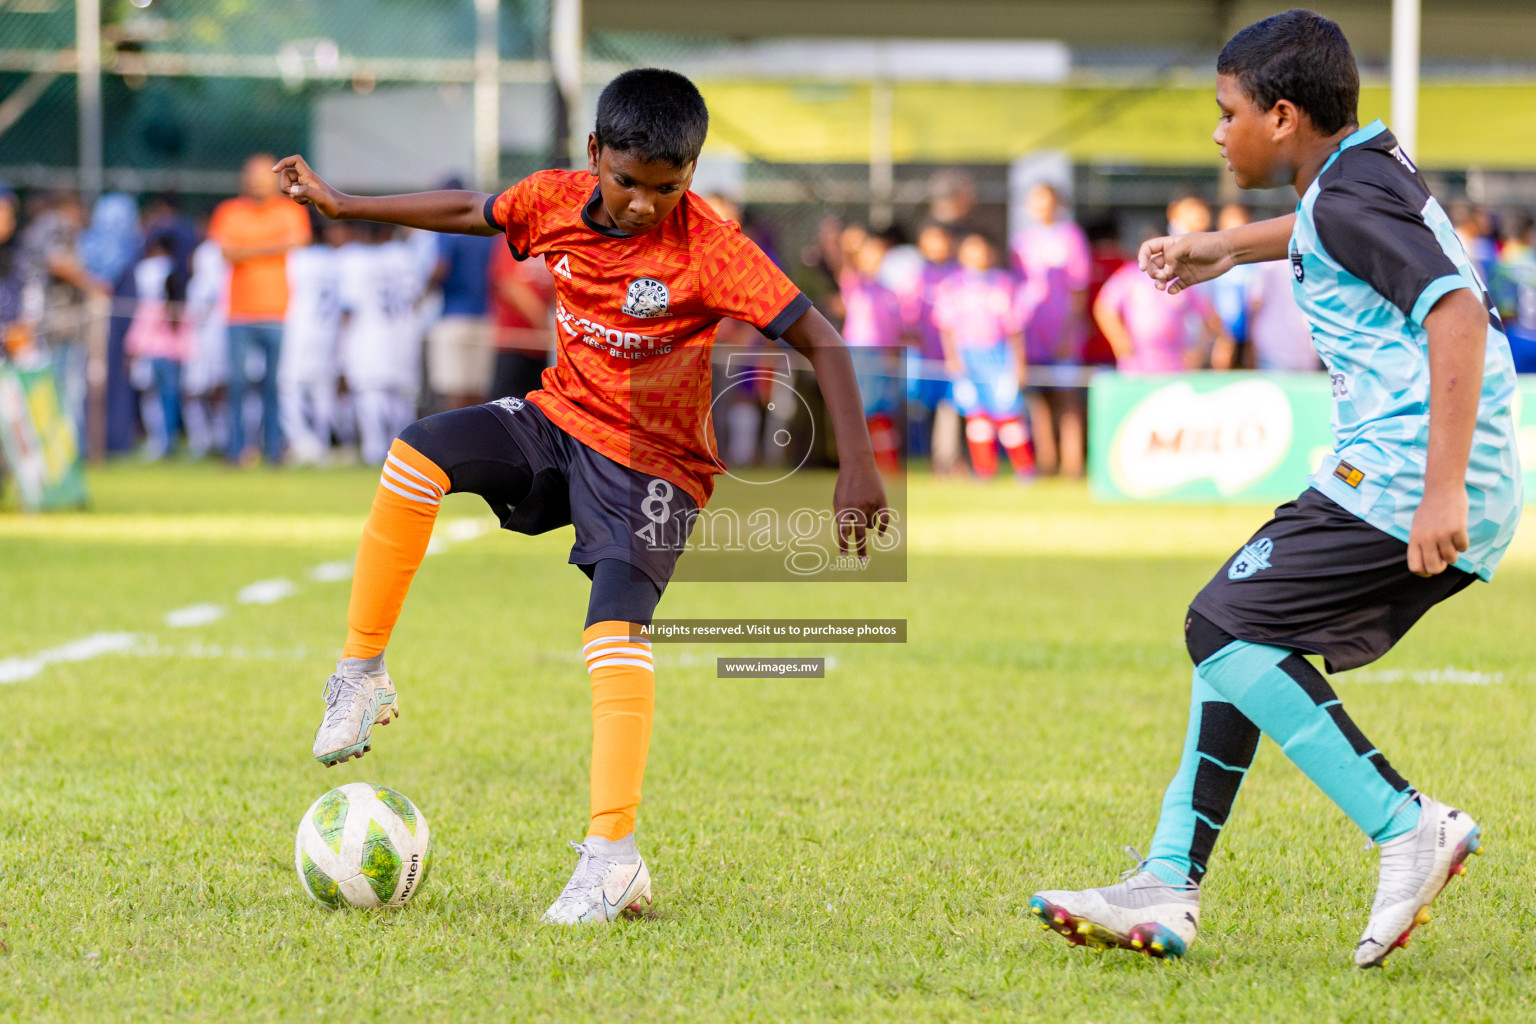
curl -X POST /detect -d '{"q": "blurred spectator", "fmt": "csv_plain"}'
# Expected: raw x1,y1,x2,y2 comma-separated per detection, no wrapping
429,193,496,409
279,216,346,465
702,193,771,469
125,232,192,459
1208,204,1259,369
1081,216,1127,366
934,232,1033,480
0,184,24,357
928,168,982,238
209,152,312,464
182,226,229,458
140,193,199,274
1490,211,1536,373
1450,201,1498,287
1011,182,1089,478
1166,193,1212,236
79,192,147,457
839,230,904,473
839,231,902,349
895,222,960,473
339,223,422,465
1246,258,1322,371
19,190,107,444
80,193,142,289
114,194,199,454
832,222,870,313
487,241,555,401
1094,232,1230,373
1157,195,1233,370
799,213,847,296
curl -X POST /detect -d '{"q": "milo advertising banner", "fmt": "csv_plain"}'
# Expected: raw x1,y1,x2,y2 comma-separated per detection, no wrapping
1089,371,1536,504
0,363,88,511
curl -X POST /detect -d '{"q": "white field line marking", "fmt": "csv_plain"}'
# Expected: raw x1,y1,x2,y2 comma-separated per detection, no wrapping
128,637,315,661
1347,667,1505,686
0,632,141,684
444,518,492,543
2,517,494,686
164,603,226,628
236,578,298,605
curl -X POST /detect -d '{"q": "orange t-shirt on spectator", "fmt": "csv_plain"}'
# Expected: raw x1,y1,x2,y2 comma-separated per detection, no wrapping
207,196,311,323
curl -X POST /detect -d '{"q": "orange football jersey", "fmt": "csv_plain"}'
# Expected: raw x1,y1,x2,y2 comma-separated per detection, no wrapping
486,169,810,507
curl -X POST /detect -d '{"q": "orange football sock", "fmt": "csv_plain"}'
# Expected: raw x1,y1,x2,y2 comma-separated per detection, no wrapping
342,438,450,659
583,621,655,841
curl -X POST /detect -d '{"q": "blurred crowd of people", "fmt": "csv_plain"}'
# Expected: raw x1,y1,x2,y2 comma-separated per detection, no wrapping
0,154,555,469
809,170,1536,482
2,157,1534,480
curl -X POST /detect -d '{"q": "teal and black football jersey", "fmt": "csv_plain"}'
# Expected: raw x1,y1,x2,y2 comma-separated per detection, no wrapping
1291,119,1522,580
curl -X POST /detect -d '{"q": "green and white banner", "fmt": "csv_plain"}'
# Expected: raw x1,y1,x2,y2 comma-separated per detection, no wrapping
1089,371,1536,504
0,363,88,512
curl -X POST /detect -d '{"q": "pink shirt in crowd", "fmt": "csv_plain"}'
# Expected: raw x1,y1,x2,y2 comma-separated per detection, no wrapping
1097,262,1214,374
125,254,193,361
932,268,1025,350
838,269,905,348
893,261,954,360
1011,220,1090,364
1247,258,1322,371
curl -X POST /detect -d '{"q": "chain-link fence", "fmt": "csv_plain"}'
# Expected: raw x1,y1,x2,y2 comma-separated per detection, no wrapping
1,5,1253,281
1,0,562,206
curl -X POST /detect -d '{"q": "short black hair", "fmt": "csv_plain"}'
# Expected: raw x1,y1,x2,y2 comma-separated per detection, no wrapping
594,68,709,168
1218,9,1359,136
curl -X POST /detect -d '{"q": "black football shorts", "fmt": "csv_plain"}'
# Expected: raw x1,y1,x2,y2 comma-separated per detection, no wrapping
1189,487,1476,673
483,396,697,587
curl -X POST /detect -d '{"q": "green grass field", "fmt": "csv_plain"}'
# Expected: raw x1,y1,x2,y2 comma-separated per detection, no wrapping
2,463,1534,1022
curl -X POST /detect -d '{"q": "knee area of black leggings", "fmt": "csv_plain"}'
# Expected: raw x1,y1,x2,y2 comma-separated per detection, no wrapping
398,408,532,497
584,558,663,627
396,418,443,464
1186,609,1237,666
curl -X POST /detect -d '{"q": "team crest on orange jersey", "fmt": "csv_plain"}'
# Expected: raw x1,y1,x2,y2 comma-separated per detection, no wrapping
622,277,670,318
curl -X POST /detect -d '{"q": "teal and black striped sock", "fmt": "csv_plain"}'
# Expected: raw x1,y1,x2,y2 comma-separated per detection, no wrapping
1145,667,1261,886
1192,639,1420,843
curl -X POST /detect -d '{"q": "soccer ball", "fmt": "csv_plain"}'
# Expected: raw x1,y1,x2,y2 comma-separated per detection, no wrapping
294,782,433,909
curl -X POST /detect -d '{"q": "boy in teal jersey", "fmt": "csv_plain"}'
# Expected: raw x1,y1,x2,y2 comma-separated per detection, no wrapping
1031,10,1517,968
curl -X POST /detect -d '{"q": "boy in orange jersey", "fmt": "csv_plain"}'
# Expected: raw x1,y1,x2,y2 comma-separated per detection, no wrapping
276,69,888,924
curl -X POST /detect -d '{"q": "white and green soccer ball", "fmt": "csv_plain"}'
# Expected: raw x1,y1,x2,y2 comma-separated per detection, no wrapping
294,782,433,909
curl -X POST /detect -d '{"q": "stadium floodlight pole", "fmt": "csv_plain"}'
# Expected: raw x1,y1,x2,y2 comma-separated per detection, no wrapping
551,0,583,169
474,0,501,192
75,0,103,202
1391,0,1421,160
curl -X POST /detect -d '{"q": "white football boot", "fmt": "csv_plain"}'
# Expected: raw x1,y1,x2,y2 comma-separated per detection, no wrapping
1354,796,1482,968
312,654,399,766
1031,851,1201,959
542,834,652,925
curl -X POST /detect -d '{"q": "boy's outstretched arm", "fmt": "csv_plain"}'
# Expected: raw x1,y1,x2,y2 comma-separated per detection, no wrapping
778,307,890,559
1409,287,1488,577
1139,214,1296,294
273,155,501,236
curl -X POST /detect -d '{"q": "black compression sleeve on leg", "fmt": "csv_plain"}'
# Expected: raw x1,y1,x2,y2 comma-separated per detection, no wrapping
1186,609,1238,665
398,407,534,507
585,558,664,627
